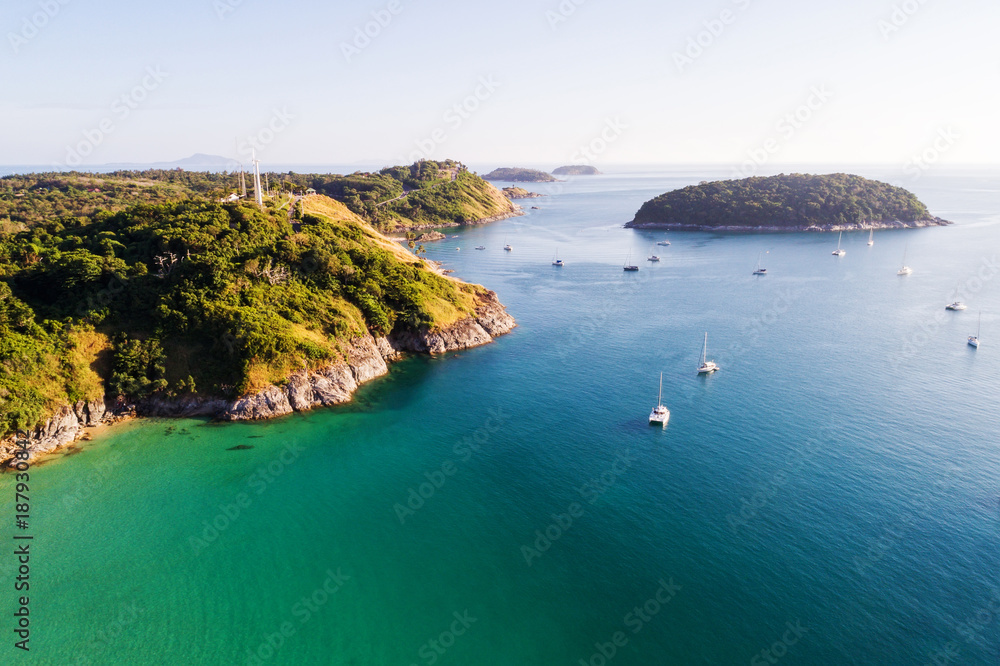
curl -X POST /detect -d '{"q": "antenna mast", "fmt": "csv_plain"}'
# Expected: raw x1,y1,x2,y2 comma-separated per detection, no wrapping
252,149,263,207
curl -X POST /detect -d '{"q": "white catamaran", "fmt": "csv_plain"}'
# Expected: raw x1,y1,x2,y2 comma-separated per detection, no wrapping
897,245,912,276
832,231,846,256
649,372,670,426
697,332,720,374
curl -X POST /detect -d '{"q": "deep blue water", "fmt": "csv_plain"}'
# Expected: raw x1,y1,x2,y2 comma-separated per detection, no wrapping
1,168,998,665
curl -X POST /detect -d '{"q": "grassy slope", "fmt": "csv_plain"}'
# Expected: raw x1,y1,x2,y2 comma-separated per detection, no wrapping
301,195,483,329
376,169,519,230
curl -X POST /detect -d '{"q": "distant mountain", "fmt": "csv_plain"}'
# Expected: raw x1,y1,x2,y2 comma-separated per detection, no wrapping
482,167,557,183
152,154,234,168
552,165,601,175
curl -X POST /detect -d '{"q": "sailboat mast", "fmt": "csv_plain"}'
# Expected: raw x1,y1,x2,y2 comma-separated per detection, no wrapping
658,372,663,406
702,332,708,364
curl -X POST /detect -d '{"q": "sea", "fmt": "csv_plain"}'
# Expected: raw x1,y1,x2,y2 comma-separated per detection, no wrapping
1,166,998,665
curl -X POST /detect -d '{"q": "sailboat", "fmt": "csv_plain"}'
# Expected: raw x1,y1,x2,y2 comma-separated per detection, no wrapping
897,245,912,275
867,227,874,246
968,312,981,348
623,250,639,272
649,372,670,426
551,249,563,267
503,235,512,252
697,332,720,374
753,251,767,275
832,231,846,256
647,245,660,262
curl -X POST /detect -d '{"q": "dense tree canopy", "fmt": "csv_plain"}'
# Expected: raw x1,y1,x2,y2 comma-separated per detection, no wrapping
1,160,513,234
0,188,484,437
628,174,940,229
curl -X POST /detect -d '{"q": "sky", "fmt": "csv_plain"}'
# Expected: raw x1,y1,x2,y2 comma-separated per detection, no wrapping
2,0,998,169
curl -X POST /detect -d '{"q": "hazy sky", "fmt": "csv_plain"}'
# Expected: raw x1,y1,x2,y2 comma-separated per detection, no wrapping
2,0,997,168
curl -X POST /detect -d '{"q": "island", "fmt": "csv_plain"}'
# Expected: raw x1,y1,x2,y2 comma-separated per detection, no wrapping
552,165,601,176
626,173,952,232
502,187,544,200
482,167,558,183
0,164,517,465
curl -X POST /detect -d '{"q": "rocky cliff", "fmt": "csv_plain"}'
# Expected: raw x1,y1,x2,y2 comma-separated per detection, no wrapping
1,293,515,465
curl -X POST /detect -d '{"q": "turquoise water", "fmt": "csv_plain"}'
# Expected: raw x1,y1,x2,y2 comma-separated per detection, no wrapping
3,169,999,665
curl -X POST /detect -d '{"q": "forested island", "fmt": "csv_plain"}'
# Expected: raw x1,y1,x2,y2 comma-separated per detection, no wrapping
552,165,601,175
0,161,517,463
482,167,558,183
626,174,951,232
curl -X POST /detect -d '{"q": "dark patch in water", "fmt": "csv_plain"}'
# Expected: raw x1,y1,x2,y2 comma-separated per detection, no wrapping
227,445,254,451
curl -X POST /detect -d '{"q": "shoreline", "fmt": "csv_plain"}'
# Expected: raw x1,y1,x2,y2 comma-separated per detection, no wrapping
624,218,952,232
0,291,516,468
388,208,524,234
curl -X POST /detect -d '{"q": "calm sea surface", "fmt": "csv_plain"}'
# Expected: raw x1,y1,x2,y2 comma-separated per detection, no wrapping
2,168,998,665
